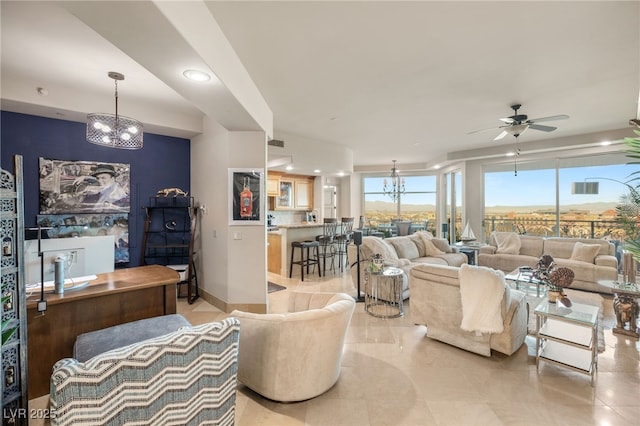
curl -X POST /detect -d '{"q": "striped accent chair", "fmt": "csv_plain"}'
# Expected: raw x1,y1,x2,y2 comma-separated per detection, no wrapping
50,318,240,426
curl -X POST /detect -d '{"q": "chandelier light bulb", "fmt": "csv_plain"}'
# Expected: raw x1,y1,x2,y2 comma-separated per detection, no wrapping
86,71,144,149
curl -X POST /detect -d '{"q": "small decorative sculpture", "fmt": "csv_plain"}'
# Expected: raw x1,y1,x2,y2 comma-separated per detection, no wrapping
614,296,639,332
370,253,384,273
157,187,188,197
533,255,574,305
548,267,575,306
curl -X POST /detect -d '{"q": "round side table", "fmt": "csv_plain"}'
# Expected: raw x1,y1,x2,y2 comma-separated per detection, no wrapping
364,267,404,318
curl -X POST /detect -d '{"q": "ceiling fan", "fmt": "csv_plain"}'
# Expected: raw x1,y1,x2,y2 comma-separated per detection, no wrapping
469,104,569,140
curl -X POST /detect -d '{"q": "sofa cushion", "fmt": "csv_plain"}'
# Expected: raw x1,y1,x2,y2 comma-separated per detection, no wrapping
570,242,601,263
386,237,420,259
408,234,426,256
431,238,452,254
494,232,521,254
362,237,399,261
433,253,468,267
413,256,449,266
417,234,445,256
518,235,544,257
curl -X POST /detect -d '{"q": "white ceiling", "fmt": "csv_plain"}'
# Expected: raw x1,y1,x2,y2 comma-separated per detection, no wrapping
2,1,639,174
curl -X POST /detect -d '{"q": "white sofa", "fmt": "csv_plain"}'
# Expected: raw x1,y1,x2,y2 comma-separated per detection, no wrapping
478,232,618,293
230,291,355,402
348,232,468,299
410,263,528,357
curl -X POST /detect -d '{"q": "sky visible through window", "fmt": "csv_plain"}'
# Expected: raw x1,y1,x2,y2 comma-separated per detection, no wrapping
485,164,637,207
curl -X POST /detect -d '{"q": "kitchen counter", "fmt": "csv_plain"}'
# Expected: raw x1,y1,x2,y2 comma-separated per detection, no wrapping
271,223,325,276
277,222,323,229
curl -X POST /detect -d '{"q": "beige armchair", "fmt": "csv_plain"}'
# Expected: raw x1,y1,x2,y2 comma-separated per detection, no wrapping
231,291,355,402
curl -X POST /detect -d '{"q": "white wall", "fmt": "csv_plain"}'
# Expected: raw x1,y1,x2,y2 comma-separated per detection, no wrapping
191,117,267,307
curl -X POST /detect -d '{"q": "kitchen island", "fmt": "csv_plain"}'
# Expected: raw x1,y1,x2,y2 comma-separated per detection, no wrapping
268,223,324,277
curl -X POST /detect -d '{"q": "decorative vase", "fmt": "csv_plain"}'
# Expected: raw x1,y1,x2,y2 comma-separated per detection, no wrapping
548,290,561,303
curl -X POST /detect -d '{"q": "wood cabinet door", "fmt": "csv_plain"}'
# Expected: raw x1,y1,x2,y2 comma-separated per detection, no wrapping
267,177,279,196
267,233,281,273
294,180,313,210
276,180,293,209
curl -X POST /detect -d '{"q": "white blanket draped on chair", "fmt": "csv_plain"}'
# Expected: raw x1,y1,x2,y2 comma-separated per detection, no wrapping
459,264,506,334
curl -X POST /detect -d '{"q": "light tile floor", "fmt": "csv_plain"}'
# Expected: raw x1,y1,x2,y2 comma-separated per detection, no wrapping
30,270,640,426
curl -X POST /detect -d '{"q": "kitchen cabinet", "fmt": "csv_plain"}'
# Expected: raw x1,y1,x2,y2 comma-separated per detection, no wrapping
276,180,294,209
267,177,280,197
271,174,314,211
267,233,282,274
294,180,313,209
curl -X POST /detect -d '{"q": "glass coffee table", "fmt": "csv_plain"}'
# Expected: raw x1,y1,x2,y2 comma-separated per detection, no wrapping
535,299,599,386
505,267,546,297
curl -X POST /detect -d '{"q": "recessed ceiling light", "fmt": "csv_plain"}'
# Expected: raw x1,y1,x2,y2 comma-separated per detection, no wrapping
505,152,516,157
434,164,440,169
183,69,211,82
313,169,321,173
337,172,345,177
600,141,612,146
285,165,293,171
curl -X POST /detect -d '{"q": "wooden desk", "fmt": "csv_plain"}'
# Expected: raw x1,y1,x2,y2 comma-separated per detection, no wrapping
26,265,179,398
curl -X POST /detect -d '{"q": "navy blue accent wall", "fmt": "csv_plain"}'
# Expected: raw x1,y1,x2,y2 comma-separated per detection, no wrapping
1,111,191,266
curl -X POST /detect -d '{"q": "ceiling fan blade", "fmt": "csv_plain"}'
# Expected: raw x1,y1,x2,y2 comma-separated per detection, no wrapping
528,114,569,123
499,117,515,124
494,130,508,140
529,124,557,132
467,126,501,135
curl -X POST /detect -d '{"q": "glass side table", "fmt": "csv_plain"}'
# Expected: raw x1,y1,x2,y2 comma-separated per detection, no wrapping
364,267,404,318
535,300,599,386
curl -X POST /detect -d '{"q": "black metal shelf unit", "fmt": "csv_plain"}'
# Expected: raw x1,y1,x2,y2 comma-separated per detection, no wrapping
1,155,27,425
141,196,199,303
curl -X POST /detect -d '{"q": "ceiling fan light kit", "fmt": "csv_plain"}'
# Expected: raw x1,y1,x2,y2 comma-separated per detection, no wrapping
471,103,569,141
469,103,570,175
86,71,144,150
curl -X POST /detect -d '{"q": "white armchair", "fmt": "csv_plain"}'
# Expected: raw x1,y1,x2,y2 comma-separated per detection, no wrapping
231,291,355,402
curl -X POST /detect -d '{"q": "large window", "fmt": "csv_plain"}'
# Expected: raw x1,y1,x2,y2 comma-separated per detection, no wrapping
484,153,634,241
363,174,436,234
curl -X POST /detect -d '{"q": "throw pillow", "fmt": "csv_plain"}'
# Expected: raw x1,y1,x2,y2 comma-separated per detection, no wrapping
387,238,420,260
408,234,426,257
419,235,445,256
415,230,434,240
494,232,521,254
570,242,601,263
431,238,451,254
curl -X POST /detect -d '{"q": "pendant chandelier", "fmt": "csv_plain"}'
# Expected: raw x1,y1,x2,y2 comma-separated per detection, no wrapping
87,71,143,149
383,160,405,202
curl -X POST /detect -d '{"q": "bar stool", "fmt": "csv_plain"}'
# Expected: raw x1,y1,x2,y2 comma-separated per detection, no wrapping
289,240,321,281
315,218,338,275
335,217,354,271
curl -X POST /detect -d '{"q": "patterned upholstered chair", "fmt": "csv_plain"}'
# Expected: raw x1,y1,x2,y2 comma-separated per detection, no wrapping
50,318,240,426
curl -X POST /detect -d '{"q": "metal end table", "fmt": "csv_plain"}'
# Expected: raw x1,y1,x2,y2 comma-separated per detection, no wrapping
364,267,404,318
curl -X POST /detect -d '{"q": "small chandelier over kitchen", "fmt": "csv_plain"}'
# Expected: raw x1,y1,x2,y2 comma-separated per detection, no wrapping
87,71,143,149
383,160,405,202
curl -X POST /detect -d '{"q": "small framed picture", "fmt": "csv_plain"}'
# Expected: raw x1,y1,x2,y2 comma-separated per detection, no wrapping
229,168,264,226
